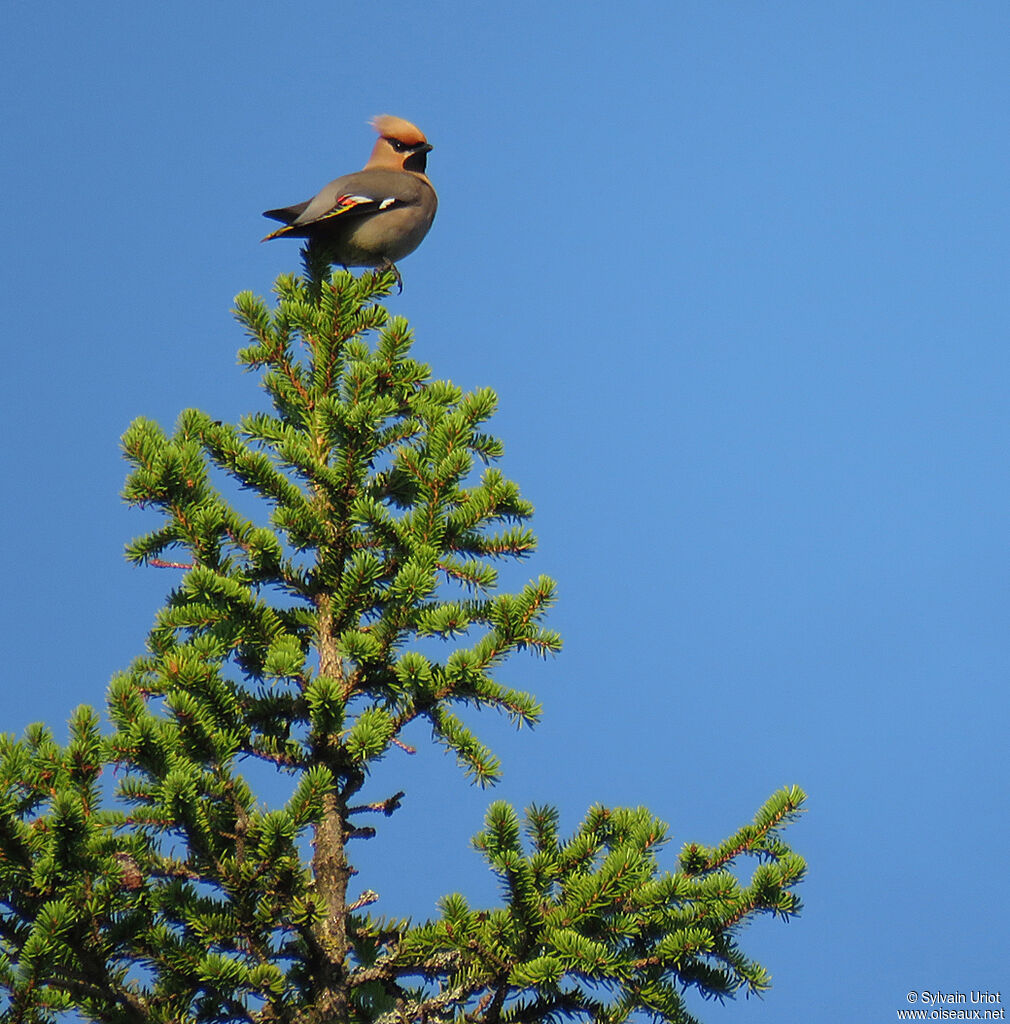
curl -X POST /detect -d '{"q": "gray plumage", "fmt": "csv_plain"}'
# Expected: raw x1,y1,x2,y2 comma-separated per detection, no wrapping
263,115,437,280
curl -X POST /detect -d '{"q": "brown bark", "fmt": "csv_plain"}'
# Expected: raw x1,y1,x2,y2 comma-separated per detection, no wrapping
307,593,352,1021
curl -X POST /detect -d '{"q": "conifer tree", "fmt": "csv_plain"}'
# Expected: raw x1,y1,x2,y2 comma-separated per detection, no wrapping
0,257,806,1024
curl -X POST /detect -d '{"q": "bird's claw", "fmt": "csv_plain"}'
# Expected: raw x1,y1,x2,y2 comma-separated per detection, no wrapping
375,259,403,294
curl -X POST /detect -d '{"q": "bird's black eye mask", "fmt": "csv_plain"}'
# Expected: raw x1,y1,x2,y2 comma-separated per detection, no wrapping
387,138,412,152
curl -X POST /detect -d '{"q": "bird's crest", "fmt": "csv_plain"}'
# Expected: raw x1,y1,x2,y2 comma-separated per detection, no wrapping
370,114,428,146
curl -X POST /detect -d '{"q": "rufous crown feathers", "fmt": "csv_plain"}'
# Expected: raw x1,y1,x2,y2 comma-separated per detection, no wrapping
369,115,428,146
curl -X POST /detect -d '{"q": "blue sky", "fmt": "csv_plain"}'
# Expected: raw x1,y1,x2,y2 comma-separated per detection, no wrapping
3,2,1009,1020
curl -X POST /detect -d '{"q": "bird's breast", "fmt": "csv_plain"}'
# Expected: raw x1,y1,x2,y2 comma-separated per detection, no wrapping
342,195,437,265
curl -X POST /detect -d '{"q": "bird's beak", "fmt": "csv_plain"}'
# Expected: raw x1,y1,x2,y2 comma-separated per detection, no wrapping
420,142,433,154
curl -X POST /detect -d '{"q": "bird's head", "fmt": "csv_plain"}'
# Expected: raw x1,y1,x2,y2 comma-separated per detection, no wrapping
366,115,433,174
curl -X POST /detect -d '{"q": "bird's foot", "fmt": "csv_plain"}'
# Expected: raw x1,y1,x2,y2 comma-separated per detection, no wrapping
374,259,403,294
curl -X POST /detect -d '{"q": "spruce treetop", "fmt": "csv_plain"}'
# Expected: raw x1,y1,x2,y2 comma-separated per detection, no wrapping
0,261,805,1024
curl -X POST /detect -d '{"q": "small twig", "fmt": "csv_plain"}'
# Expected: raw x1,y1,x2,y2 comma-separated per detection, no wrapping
347,792,405,817
347,889,380,911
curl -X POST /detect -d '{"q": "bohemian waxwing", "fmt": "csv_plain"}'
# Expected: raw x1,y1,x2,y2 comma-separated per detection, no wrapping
262,115,436,288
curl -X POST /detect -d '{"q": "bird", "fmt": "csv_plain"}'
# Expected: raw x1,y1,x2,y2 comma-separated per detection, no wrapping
262,115,436,290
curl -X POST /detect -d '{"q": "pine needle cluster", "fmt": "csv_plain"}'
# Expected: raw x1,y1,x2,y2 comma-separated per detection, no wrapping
0,263,805,1023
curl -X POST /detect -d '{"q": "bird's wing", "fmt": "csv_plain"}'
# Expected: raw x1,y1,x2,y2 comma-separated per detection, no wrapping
262,192,411,241
292,169,423,226
262,200,310,224
310,192,403,223
262,168,425,240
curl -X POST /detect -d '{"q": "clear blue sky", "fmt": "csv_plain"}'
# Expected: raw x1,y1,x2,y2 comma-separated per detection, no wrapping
3,3,1008,1020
